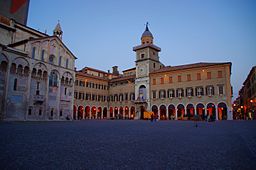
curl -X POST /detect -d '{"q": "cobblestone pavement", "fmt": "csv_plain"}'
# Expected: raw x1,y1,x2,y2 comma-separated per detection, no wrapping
0,120,256,170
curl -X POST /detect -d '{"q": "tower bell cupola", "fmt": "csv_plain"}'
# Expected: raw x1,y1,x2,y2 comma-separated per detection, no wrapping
53,21,63,40
141,22,153,45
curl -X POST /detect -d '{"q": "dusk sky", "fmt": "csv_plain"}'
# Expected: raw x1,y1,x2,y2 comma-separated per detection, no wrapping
28,0,256,99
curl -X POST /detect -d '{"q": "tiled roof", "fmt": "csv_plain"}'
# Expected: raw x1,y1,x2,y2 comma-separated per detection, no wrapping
109,75,135,83
133,44,161,51
150,62,232,74
76,72,109,81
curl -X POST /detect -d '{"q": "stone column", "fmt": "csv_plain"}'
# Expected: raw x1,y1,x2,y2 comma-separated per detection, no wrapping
3,61,11,120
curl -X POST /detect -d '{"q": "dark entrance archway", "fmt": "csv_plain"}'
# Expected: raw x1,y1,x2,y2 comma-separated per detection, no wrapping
125,106,129,119
186,104,194,120
85,106,90,119
78,106,83,120
103,107,107,119
91,106,96,119
152,105,158,119
177,104,185,120
218,102,227,120
140,106,146,119
207,103,216,121
130,106,135,119
114,107,118,119
119,107,123,119
160,105,167,120
168,104,175,120
97,107,102,119
196,103,205,120
110,107,113,118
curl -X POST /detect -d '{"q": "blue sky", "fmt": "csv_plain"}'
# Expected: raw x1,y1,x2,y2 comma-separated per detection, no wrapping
28,0,256,99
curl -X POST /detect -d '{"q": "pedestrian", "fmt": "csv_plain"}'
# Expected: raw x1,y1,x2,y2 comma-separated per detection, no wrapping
151,113,153,122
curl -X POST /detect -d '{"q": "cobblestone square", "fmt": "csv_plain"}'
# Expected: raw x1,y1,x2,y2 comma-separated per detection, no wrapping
0,120,256,170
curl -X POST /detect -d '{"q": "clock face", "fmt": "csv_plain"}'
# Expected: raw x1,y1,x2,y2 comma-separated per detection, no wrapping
139,65,146,76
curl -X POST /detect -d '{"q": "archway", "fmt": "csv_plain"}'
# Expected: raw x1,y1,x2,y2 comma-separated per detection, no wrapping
91,106,96,119
177,104,185,120
73,105,77,120
186,104,194,120
140,106,146,119
114,107,118,119
78,106,83,120
168,104,175,120
130,106,135,119
119,107,123,119
207,103,216,121
103,107,107,119
110,107,113,118
218,102,227,120
139,85,147,101
85,106,90,119
125,106,129,119
196,103,205,120
97,107,102,119
160,105,167,120
152,105,158,119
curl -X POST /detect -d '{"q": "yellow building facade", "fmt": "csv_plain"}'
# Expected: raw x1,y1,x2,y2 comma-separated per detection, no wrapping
74,24,232,120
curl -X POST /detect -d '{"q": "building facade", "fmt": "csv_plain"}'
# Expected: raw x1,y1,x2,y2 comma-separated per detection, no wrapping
74,24,233,120
0,15,76,121
234,66,256,119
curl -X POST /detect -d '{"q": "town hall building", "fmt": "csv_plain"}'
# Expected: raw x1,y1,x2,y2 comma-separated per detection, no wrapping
74,24,233,121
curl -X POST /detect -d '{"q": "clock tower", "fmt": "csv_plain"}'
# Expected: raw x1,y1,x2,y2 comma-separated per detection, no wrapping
133,23,163,119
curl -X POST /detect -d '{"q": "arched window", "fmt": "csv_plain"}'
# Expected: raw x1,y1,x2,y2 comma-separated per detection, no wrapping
49,55,55,65
49,71,58,87
139,85,146,101
24,66,29,76
10,63,16,74
17,65,23,75
0,61,8,72
59,56,62,66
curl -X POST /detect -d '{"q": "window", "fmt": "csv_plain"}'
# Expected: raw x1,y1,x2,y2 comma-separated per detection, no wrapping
49,72,58,87
160,77,164,84
218,71,223,78
152,78,156,85
74,92,78,99
178,75,182,82
28,108,32,115
168,89,175,98
41,50,45,61
176,88,184,98
159,90,166,99
51,109,54,117
32,47,36,59
64,87,67,95
197,73,201,80
59,56,62,66
36,82,40,95
125,93,128,100
75,80,78,86
218,85,224,95
66,58,69,68
59,110,63,117
169,76,173,83
186,87,193,97
196,86,204,96
13,78,17,91
152,90,156,98
207,72,211,79
153,63,156,68
141,54,145,59
206,85,214,96
187,74,191,81
39,109,42,116
49,55,55,64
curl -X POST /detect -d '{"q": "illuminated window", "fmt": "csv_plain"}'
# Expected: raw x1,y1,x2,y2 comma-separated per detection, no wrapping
152,78,156,85
206,85,214,96
218,71,223,78
152,90,156,98
196,86,204,96
186,87,193,97
218,85,224,95
169,76,173,83
187,74,191,81
207,72,211,79
160,77,164,84
197,73,201,80
178,75,182,82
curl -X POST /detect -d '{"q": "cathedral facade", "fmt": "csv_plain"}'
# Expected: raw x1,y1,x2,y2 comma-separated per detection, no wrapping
74,24,233,121
0,15,76,120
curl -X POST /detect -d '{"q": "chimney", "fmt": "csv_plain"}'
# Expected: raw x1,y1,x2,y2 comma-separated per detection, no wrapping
112,66,119,76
